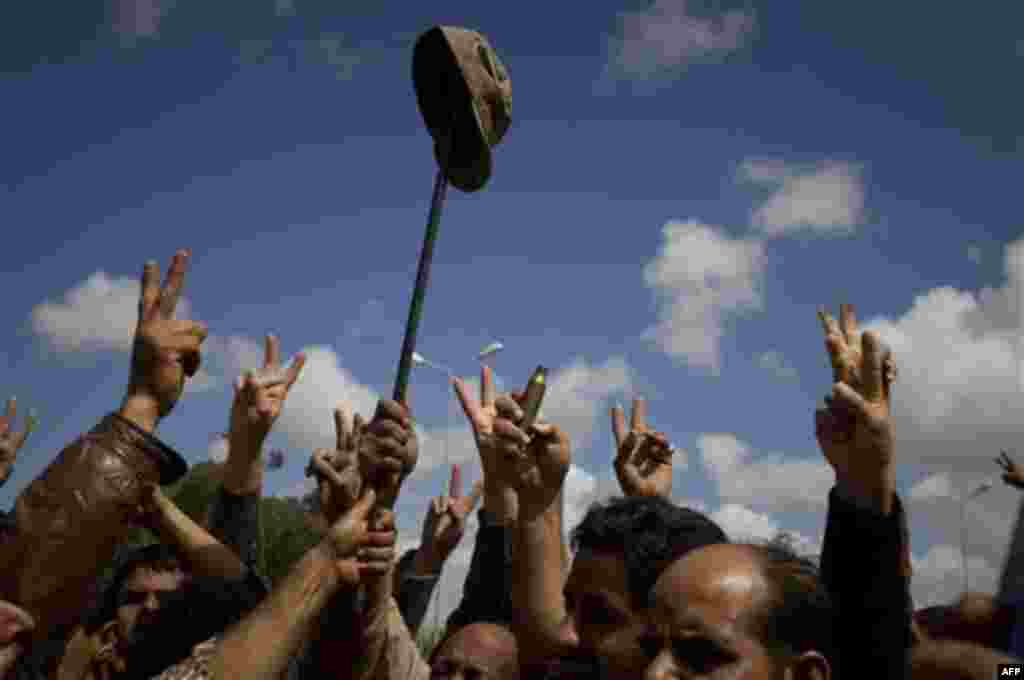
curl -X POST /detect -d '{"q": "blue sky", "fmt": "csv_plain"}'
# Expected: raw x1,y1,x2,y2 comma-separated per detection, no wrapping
2,0,1023,611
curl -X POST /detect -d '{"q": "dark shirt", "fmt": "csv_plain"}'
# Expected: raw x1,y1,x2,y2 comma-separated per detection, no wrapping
820,488,912,680
446,507,514,631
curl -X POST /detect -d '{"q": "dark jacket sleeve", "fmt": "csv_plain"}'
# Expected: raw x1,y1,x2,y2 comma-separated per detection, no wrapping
394,548,440,634
446,507,514,631
206,486,262,573
820,488,911,680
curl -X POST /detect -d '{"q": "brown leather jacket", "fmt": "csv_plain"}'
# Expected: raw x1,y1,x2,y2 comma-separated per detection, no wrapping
0,413,186,643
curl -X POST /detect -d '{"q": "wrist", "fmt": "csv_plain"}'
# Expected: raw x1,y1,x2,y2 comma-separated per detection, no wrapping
411,546,445,576
119,392,162,433
835,473,895,515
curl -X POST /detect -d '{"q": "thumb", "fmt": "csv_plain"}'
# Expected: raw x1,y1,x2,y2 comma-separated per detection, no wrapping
832,382,869,420
351,486,377,519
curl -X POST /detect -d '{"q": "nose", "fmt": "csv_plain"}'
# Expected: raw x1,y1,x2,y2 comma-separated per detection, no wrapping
559,613,580,648
644,651,672,680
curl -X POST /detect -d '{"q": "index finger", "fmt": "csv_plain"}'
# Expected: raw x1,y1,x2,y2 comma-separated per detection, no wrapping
139,260,161,321
629,398,646,433
449,463,462,498
264,334,281,369
610,404,626,448
839,303,857,344
4,397,15,422
860,331,885,402
158,250,189,319
817,307,841,338
285,352,306,390
334,404,352,451
481,365,496,411
453,377,486,431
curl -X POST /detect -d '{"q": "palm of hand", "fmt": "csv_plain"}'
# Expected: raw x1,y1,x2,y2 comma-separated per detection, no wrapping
514,431,570,514
619,446,673,498
818,398,893,479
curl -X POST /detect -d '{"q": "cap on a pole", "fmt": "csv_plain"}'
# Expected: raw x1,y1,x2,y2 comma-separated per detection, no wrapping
413,26,512,192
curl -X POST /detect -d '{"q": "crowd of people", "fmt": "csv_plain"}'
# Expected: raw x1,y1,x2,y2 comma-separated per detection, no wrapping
0,248,1020,680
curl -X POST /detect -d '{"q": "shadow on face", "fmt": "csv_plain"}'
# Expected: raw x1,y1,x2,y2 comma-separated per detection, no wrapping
115,566,185,644
641,544,830,680
561,549,646,680
430,623,518,680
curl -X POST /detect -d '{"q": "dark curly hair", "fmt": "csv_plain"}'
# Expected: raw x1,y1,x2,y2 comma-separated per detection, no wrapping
749,542,836,668
570,496,728,608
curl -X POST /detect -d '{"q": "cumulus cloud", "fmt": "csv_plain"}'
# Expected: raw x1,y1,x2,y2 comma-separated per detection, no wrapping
643,220,765,370
709,503,819,556
31,270,217,392
208,434,229,464
911,544,999,607
417,357,632,475
32,271,188,352
740,159,865,237
909,473,957,502
757,350,797,379
603,0,754,82
699,433,833,510
862,237,1024,570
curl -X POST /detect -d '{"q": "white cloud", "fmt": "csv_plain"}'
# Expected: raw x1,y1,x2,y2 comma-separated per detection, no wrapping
740,160,865,237
31,271,193,352
757,350,797,379
184,367,219,394
643,220,765,370
709,503,819,556
417,357,633,475
564,464,599,535
604,0,754,81
909,473,957,502
861,237,1024,570
911,544,999,607
698,433,833,510
208,434,229,464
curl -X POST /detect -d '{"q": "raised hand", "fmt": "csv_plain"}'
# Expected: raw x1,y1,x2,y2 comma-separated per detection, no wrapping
0,398,36,486
228,334,306,455
359,400,419,509
307,403,366,525
492,394,570,522
610,398,674,499
327,487,396,586
818,303,897,396
416,465,484,573
997,451,1024,490
0,600,34,675
121,250,208,430
453,365,518,521
815,314,895,513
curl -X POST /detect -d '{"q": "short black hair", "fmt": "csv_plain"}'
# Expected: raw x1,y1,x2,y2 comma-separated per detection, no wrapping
85,543,183,633
570,496,728,607
748,543,836,667
115,572,267,680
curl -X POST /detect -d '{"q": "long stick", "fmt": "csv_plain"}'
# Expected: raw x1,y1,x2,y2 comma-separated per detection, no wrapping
394,167,449,403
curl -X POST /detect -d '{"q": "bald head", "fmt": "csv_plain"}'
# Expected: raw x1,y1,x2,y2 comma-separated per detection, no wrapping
432,623,518,680
644,543,832,680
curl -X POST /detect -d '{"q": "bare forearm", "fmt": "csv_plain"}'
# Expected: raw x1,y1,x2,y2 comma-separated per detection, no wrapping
222,435,264,496
513,505,569,652
211,542,340,680
153,497,246,582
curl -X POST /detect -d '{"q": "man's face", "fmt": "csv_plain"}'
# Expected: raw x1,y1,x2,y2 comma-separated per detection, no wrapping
640,545,778,680
430,623,518,680
115,566,185,643
561,549,646,680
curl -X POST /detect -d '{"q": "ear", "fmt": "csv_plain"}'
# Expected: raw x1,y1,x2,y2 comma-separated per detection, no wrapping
783,651,830,680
